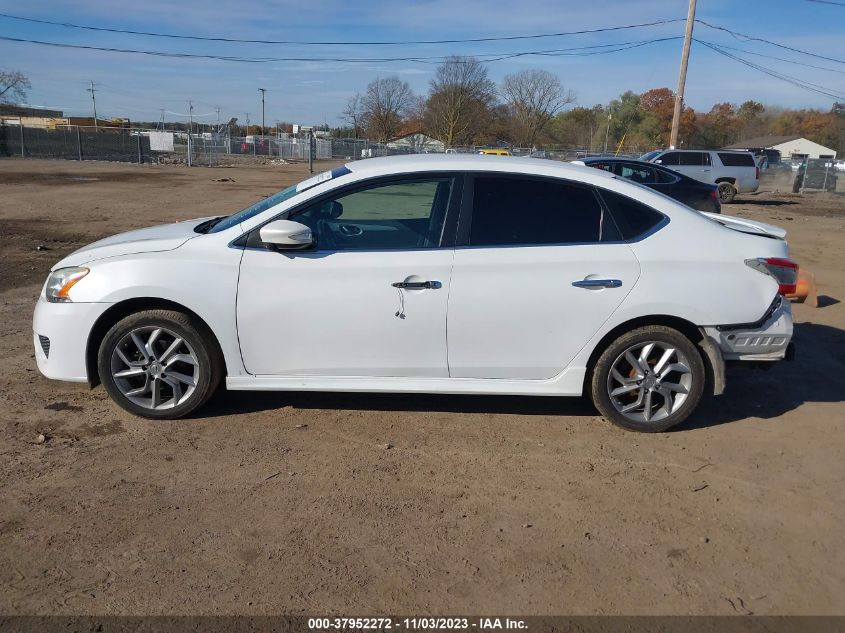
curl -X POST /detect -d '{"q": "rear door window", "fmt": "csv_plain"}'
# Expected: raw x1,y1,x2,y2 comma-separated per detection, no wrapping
469,176,619,246
618,163,657,184
677,152,708,166
653,166,679,183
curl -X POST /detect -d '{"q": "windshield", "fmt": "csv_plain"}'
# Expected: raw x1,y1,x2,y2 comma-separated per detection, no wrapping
207,165,351,234
208,185,301,233
639,150,661,162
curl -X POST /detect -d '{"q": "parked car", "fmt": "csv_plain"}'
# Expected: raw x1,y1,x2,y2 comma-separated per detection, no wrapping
574,157,721,214
793,159,838,192
642,149,759,203
477,148,510,156
34,155,796,432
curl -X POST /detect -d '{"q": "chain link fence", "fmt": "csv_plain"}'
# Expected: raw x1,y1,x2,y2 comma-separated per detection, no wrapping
2,124,657,168
0,124,151,162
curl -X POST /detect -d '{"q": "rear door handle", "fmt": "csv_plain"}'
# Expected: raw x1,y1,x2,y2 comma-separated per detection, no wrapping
572,279,622,289
392,280,441,290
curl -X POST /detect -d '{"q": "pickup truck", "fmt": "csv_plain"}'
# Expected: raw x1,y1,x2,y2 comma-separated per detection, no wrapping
641,149,759,203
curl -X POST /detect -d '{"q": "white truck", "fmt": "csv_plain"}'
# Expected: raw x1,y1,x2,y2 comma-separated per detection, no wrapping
642,149,760,203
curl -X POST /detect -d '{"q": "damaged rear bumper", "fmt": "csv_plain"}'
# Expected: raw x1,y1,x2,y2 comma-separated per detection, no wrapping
703,296,794,362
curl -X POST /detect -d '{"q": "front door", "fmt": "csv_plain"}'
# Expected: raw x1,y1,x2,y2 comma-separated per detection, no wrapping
237,175,460,377
447,175,640,379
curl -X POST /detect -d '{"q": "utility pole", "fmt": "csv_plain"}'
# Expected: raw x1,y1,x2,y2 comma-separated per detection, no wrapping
258,88,266,138
603,111,612,154
159,108,165,131
87,81,98,130
187,100,194,134
245,113,250,136
670,0,697,149
215,106,221,134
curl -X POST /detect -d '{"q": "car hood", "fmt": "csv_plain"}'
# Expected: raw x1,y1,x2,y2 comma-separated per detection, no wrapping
702,212,787,239
52,217,215,270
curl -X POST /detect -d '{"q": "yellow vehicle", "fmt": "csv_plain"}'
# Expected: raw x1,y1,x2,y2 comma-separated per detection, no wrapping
477,148,510,156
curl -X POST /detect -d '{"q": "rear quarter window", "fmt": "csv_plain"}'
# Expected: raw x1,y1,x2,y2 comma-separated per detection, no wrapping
599,189,666,240
717,152,756,167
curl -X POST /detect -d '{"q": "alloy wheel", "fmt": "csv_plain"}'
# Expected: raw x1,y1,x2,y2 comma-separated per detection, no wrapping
606,341,693,424
109,326,200,410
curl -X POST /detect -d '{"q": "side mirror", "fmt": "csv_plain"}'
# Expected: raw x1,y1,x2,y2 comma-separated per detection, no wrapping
259,219,313,249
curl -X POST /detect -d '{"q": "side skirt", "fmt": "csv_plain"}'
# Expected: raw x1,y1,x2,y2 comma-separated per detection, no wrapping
226,367,587,397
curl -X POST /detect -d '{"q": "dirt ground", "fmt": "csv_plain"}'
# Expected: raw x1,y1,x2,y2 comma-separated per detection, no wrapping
1,159,844,616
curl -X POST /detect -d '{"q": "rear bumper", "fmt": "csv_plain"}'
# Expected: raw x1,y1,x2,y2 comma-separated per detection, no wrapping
703,296,793,362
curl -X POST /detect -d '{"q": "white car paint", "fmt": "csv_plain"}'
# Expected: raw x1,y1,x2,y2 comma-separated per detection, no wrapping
34,154,792,401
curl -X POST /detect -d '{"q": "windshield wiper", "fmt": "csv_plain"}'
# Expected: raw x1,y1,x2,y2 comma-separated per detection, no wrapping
194,216,226,234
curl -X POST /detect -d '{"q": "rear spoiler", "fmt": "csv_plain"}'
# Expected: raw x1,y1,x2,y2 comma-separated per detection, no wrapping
702,212,787,239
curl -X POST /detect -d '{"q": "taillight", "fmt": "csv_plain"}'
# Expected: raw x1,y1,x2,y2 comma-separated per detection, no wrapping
709,188,718,199
745,257,798,295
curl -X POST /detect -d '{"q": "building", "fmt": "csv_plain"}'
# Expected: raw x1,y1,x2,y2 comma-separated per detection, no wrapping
723,135,836,160
386,132,445,153
0,104,66,128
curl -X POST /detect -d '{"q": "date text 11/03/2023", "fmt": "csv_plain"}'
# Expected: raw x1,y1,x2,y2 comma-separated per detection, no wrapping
307,617,528,630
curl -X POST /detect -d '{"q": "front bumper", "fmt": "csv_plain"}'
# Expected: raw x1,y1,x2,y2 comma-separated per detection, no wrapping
33,297,112,383
703,296,793,362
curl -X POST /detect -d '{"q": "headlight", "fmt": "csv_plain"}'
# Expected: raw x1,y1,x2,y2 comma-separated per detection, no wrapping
45,267,89,303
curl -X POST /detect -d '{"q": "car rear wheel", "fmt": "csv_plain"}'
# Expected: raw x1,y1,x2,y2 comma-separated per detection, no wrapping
590,326,705,432
97,309,222,419
717,181,737,203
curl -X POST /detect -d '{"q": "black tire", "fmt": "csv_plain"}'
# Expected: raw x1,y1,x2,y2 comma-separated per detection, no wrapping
717,181,736,203
97,309,223,419
590,325,706,433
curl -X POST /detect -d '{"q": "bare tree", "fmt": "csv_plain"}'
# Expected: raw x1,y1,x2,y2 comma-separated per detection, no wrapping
424,56,497,147
0,70,31,104
342,93,365,138
501,69,575,147
360,76,416,143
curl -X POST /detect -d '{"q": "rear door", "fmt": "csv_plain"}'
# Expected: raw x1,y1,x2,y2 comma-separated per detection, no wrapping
656,151,712,184
446,174,640,380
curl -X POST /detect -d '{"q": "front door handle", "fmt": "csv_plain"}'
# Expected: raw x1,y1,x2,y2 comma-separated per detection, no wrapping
392,280,441,290
572,278,622,289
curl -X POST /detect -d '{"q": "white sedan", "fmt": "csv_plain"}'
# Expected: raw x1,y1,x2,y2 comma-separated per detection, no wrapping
34,155,796,432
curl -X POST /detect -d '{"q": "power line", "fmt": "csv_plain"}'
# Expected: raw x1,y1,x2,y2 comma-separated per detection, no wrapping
699,41,845,75
695,19,845,65
0,33,679,64
696,40,845,100
806,0,845,6
0,12,685,45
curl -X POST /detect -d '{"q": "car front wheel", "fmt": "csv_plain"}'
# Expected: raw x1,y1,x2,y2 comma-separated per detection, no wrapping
97,309,222,419
590,326,705,432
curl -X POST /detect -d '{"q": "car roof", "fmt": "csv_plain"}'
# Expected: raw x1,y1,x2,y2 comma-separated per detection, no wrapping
581,157,648,164
344,153,616,181
655,148,752,154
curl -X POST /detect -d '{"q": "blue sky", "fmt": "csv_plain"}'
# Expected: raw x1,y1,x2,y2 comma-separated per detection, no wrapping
1,0,843,127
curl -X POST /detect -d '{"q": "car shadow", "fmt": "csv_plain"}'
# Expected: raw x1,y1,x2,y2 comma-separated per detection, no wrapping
197,322,845,432
733,199,798,206
200,386,597,419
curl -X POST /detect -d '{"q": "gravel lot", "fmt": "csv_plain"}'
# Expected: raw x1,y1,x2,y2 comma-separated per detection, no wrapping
1,159,844,615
